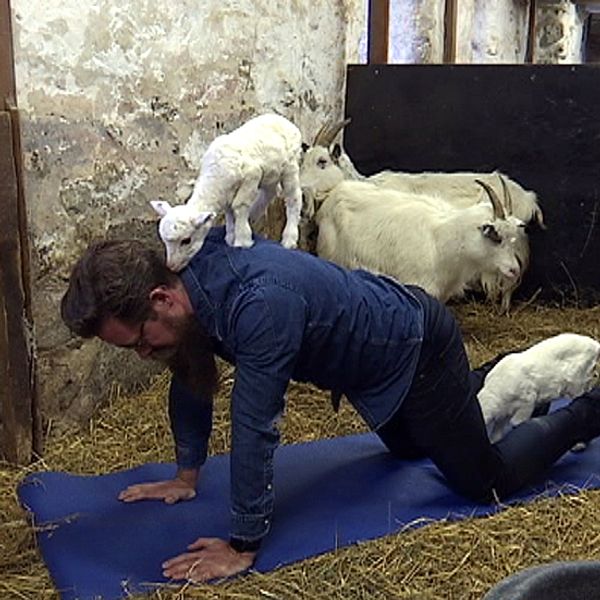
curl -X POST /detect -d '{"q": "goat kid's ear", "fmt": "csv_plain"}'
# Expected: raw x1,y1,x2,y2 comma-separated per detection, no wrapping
480,223,502,244
192,211,216,227
150,200,172,217
331,143,342,162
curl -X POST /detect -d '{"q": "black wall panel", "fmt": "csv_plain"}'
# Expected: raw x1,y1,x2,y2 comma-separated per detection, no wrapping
344,64,600,305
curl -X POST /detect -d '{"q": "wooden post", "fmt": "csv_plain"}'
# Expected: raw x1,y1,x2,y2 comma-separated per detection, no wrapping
444,0,458,63
0,0,37,464
526,0,537,63
368,0,389,64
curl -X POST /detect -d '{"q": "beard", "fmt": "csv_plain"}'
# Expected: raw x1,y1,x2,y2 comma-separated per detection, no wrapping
152,313,218,399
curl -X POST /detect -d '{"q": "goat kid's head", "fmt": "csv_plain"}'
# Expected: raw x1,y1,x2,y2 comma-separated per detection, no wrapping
150,200,216,272
475,178,526,282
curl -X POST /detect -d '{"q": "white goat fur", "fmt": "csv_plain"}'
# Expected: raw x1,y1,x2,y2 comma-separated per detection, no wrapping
315,180,523,302
478,333,600,443
152,113,303,271
369,170,544,227
300,144,543,312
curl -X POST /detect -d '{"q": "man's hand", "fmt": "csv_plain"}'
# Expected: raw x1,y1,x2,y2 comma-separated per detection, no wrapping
118,467,199,504
162,537,256,582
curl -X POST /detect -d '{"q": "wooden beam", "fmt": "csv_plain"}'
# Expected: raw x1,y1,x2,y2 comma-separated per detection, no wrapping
368,0,389,64
0,0,37,463
0,0,16,108
444,0,458,63
0,111,34,464
526,0,537,63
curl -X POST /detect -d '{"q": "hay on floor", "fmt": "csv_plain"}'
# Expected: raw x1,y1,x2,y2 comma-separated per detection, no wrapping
3,301,600,599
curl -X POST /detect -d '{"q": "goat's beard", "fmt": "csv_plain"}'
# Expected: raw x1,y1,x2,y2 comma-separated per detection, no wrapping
152,313,219,400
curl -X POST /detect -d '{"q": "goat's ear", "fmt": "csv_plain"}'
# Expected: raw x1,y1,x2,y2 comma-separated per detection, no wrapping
480,223,502,244
192,211,216,227
301,142,310,153
331,143,342,162
151,200,171,217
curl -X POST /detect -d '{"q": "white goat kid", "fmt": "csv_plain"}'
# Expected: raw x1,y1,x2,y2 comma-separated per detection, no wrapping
315,178,523,303
152,113,303,271
478,333,600,444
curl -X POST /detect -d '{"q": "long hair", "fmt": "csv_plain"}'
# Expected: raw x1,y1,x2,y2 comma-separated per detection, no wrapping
165,321,219,398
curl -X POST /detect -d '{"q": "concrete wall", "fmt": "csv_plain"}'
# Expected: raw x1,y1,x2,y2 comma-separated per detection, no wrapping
12,0,366,422
11,0,589,424
536,1,587,63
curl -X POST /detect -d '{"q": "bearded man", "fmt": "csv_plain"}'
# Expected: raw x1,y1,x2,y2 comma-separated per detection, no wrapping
61,227,600,582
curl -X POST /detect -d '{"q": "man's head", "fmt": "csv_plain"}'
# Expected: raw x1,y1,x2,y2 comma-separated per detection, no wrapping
61,239,218,395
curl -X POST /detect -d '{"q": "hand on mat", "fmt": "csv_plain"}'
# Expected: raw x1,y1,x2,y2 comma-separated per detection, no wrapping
118,478,196,504
162,537,256,582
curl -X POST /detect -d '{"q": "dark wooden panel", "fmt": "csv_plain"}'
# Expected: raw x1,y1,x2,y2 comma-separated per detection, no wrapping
0,110,33,463
443,0,458,63
344,64,600,304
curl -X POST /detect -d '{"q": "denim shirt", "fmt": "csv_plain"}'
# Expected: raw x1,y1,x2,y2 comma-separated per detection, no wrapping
169,227,424,542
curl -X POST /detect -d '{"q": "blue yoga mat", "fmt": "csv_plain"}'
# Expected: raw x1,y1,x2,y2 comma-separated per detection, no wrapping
19,432,600,600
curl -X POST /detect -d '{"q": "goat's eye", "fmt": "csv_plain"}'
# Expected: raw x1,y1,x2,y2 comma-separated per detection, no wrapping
180,237,192,246
317,158,328,169
481,224,502,244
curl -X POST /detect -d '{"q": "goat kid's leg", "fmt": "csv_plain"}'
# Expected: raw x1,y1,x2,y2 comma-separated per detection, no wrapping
230,174,262,248
225,209,235,246
280,167,302,249
249,184,277,224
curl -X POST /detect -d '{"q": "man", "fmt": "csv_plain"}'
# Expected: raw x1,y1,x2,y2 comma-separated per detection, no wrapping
61,227,600,582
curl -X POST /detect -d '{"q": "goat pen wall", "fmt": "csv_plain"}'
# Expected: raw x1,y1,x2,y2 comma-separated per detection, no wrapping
11,0,366,424
344,63,600,306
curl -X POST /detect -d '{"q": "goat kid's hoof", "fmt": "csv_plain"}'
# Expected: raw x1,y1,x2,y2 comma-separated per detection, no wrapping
232,239,254,249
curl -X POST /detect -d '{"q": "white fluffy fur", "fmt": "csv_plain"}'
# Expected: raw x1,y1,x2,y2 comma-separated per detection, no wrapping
299,144,544,312
478,333,600,443
152,113,303,271
315,180,523,303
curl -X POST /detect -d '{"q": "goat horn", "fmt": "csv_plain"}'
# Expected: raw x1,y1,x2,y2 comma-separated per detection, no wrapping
498,174,513,215
475,179,506,220
313,118,351,147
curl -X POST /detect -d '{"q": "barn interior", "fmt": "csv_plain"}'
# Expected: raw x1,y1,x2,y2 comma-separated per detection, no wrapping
2,1,600,599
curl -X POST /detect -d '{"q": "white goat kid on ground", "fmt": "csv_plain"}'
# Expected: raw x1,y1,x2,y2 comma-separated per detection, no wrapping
478,333,600,444
315,178,524,303
151,113,303,271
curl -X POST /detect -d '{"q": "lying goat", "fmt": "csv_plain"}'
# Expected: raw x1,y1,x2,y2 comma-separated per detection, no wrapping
300,119,545,312
478,333,600,443
368,170,544,229
316,178,523,303
152,113,303,271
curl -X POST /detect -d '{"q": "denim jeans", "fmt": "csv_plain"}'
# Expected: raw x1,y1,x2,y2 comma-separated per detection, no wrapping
377,286,587,502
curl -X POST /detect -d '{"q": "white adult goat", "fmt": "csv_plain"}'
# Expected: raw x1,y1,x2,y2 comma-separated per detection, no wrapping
151,113,303,271
300,119,545,312
478,333,600,443
368,170,545,228
315,178,524,303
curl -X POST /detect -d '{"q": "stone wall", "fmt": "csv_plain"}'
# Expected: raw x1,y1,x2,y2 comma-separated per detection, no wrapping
12,0,365,422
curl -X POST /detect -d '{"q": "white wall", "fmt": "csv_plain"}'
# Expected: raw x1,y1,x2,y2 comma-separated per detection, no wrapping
12,0,366,420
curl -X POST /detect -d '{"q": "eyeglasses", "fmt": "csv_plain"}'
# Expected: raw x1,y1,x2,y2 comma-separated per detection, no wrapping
134,320,149,349
122,320,149,351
